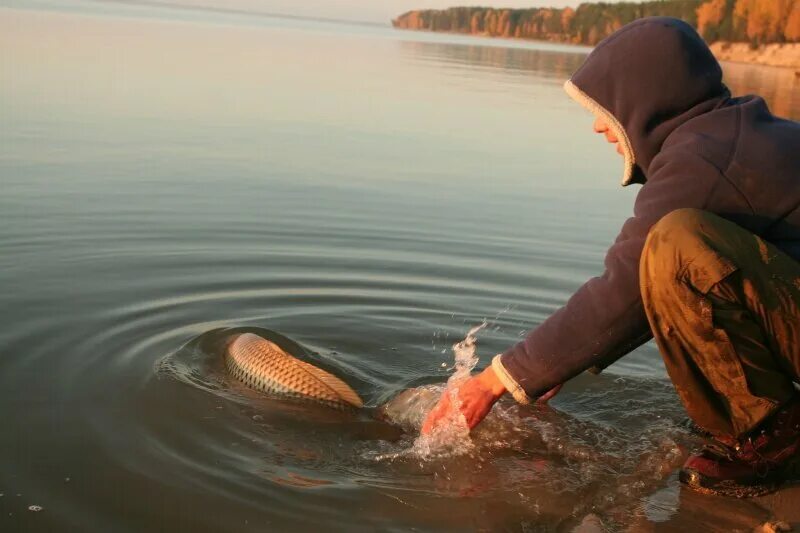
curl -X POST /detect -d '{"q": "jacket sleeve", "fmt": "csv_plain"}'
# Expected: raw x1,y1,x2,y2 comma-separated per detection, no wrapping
493,153,726,403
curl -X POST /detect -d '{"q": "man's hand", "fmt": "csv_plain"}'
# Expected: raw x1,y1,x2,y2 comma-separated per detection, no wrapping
421,366,506,435
420,366,565,435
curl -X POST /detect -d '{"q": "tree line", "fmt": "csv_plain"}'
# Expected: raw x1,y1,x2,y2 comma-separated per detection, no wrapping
392,0,800,46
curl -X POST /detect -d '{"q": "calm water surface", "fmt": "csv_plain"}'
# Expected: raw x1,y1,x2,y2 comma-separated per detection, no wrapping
2,2,799,531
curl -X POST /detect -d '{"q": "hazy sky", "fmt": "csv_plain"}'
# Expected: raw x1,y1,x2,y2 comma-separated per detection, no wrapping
173,0,623,24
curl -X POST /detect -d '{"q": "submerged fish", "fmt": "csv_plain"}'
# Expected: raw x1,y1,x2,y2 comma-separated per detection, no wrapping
225,332,364,410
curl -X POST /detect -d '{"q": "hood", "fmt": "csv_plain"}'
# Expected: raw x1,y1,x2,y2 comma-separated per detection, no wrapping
565,17,730,186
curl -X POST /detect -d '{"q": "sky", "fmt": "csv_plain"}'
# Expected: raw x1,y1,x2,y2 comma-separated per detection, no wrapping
171,0,627,24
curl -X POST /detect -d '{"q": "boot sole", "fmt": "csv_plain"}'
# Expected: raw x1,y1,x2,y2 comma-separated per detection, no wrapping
679,467,782,498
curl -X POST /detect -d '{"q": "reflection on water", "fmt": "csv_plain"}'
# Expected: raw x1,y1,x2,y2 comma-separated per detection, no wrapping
722,62,800,120
400,40,587,82
1,2,798,532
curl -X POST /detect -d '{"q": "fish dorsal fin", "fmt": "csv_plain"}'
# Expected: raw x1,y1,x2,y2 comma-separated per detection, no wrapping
292,358,364,408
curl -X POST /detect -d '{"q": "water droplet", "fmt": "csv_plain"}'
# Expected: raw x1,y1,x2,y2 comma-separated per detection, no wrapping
28,505,42,512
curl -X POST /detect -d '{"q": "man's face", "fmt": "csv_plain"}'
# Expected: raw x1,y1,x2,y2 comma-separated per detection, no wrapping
593,117,624,156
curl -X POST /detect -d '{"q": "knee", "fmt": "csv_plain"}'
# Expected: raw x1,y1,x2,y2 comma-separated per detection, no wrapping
640,208,715,288
650,208,712,245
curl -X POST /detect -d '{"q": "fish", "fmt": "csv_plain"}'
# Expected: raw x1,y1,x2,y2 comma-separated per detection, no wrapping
224,332,364,410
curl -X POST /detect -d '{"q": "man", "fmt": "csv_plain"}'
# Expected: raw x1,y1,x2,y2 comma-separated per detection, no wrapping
422,17,800,497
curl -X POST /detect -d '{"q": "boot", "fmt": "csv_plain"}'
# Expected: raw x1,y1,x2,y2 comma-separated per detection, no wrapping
680,396,800,497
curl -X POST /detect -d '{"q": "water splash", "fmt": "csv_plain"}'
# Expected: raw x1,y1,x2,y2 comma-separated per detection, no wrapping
447,322,485,385
409,322,486,459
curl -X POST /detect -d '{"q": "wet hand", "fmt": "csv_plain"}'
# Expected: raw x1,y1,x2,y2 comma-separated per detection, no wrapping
421,366,506,435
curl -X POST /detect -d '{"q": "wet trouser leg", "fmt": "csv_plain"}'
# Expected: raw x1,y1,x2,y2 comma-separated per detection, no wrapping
640,208,800,440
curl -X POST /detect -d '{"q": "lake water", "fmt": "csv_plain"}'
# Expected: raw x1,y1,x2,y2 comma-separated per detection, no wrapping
2,2,799,531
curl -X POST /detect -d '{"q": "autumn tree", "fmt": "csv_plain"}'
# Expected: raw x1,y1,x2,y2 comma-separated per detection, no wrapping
697,0,726,40
787,1,800,41
734,0,795,44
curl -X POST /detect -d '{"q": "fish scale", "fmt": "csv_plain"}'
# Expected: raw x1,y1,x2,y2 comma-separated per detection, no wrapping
225,332,364,410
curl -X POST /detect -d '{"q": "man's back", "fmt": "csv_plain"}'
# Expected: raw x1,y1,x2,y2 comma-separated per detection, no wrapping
667,95,800,259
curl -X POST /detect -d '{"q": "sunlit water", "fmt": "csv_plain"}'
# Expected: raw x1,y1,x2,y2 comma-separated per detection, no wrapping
1,2,799,531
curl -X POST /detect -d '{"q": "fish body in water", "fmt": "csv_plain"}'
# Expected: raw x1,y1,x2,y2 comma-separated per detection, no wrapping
375,385,441,429
225,333,364,410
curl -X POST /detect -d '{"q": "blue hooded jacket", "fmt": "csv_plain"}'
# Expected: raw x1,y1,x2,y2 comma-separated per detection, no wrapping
492,17,800,404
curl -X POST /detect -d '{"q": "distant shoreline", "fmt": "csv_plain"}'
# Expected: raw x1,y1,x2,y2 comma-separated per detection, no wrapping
709,42,800,70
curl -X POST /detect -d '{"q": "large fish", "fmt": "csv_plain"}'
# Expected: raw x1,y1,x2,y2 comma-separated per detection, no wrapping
225,332,364,410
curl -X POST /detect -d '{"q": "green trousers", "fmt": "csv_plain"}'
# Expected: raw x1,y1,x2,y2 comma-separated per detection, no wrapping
640,209,800,440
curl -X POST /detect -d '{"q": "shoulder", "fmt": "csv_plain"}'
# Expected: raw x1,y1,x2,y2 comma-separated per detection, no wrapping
658,97,800,178
728,97,800,176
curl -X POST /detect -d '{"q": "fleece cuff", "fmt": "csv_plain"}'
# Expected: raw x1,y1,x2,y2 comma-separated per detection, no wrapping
491,354,531,405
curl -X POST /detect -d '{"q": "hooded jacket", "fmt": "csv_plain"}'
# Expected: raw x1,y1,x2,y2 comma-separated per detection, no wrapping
492,17,800,403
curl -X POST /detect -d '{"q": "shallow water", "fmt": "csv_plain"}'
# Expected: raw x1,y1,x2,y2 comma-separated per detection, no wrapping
1,2,799,531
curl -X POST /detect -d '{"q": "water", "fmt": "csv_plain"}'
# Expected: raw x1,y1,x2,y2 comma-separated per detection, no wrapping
2,2,799,531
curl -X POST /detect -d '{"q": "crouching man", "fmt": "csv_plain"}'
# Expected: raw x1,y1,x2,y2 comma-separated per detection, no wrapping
423,17,800,497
